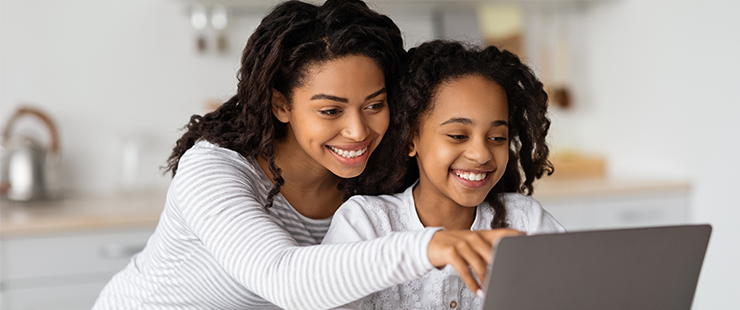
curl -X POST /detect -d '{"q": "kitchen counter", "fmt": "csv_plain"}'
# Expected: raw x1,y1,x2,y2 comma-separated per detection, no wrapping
533,177,691,200
0,177,691,236
0,191,165,236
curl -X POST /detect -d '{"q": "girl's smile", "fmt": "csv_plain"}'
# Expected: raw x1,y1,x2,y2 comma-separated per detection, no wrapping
450,168,493,188
411,74,510,219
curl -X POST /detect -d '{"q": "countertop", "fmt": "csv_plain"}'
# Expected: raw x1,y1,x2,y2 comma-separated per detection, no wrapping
1,191,165,237
0,178,690,237
533,177,690,200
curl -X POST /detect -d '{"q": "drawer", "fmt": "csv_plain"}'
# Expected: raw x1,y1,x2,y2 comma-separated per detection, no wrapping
2,282,107,310
1,227,155,282
541,191,690,231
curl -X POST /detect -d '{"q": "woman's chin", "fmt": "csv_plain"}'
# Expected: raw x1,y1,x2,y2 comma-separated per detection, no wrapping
330,165,366,179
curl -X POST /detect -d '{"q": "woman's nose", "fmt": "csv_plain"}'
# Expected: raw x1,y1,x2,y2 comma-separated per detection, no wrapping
341,112,369,141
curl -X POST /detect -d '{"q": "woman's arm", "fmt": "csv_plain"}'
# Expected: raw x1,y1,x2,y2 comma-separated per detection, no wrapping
176,147,437,309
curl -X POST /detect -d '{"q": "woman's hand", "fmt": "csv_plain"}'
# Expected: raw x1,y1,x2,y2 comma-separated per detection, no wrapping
427,229,524,297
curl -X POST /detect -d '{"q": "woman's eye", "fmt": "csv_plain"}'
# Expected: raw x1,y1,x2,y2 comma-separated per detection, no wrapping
365,102,385,111
447,134,468,140
320,109,340,116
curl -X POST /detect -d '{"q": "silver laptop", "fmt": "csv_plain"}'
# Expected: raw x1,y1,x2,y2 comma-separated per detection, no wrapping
481,224,712,310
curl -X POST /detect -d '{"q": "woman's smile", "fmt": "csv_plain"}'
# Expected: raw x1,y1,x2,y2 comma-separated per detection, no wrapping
272,55,389,179
326,140,373,166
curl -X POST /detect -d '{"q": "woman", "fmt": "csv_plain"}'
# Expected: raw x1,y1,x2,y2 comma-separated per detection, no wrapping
93,1,520,309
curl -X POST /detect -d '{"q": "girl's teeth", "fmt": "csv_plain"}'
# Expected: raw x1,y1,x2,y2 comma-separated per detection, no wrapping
456,172,487,181
330,146,367,159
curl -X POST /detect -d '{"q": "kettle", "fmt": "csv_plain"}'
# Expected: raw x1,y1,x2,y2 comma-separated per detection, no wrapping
0,106,60,201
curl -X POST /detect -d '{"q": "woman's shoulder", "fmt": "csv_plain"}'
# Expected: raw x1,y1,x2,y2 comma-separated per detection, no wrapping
173,140,270,195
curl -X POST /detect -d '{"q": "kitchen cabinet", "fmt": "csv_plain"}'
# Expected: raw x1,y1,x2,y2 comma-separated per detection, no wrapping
1,227,155,309
0,193,164,309
534,178,691,231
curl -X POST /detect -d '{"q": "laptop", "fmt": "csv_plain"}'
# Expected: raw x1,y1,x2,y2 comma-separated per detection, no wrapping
481,224,712,310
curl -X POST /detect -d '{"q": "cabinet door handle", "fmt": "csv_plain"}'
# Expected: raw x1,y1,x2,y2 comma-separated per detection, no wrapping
99,244,145,258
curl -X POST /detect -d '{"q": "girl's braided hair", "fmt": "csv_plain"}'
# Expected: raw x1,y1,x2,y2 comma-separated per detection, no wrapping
394,40,553,229
165,0,407,207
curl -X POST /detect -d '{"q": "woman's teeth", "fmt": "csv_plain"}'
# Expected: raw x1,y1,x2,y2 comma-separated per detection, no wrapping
329,146,367,159
456,171,488,181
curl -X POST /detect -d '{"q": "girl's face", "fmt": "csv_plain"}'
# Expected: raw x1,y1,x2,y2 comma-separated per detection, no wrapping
273,55,389,178
410,75,509,207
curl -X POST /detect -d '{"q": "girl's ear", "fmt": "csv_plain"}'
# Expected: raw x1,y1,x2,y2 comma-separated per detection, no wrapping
271,89,290,123
408,137,418,157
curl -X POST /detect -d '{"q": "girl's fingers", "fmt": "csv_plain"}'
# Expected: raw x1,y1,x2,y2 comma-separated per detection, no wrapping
455,240,489,285
465,233,494,264
449,254,483,296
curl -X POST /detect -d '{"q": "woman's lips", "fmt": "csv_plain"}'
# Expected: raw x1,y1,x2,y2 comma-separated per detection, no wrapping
326,141,373,166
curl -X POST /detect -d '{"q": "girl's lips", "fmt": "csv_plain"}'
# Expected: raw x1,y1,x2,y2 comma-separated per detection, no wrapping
450,169,492,188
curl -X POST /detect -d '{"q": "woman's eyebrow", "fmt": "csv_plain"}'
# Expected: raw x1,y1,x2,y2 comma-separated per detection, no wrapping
310,94,348,103
365,87,387,100
309,87,386,103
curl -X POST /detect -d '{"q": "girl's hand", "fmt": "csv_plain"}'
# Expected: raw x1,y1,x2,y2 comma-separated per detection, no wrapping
427,229,524,297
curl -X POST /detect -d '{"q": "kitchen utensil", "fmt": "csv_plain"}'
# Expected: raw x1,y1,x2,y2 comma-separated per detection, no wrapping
0,106,60,201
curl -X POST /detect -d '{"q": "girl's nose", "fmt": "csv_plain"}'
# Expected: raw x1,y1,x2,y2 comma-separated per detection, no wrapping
341,112,369,141
465,138,493,165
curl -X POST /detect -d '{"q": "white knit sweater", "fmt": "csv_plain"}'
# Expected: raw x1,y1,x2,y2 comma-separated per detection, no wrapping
322,184,566,310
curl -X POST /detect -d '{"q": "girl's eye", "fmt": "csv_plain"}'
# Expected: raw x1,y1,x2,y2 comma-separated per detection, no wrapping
320,109,341,116
447,134,468,140
489,136,508,142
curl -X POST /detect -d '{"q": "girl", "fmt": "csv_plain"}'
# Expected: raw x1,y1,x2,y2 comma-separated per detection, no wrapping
93,2,518,309
322,40,566,310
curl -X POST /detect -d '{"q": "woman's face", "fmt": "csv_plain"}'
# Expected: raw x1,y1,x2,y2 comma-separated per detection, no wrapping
274,55,389,178
410,74,510,207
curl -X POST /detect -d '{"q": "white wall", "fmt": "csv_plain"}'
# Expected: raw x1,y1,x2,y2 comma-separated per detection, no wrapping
576,0,740,308
1,0,265,195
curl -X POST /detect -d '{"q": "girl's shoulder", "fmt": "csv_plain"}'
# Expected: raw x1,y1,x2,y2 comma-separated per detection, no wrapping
342,191,409,217
479,193,565,234
335,187,417,234
500,192,542,213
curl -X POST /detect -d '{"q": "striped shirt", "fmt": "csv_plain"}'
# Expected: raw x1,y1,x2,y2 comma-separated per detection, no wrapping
93,141,439,310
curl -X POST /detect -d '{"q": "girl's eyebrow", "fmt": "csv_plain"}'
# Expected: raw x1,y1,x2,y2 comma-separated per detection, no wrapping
309,87,387,103
441,118,509,127
441,117,473,126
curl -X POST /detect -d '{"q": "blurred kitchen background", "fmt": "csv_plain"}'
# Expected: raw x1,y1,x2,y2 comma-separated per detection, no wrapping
1,0,738,308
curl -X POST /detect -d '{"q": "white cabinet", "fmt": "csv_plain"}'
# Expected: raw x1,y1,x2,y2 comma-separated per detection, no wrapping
1,227,155,310
535,179,691,231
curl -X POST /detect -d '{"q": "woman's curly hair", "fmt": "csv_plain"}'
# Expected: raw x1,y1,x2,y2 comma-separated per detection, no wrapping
394,40,553,229
164,0,407,207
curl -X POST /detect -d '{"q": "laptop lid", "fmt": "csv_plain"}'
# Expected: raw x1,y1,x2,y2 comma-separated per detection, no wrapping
481,224,712,310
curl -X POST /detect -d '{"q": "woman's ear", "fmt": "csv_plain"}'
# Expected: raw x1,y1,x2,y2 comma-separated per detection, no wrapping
272,89,290,123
